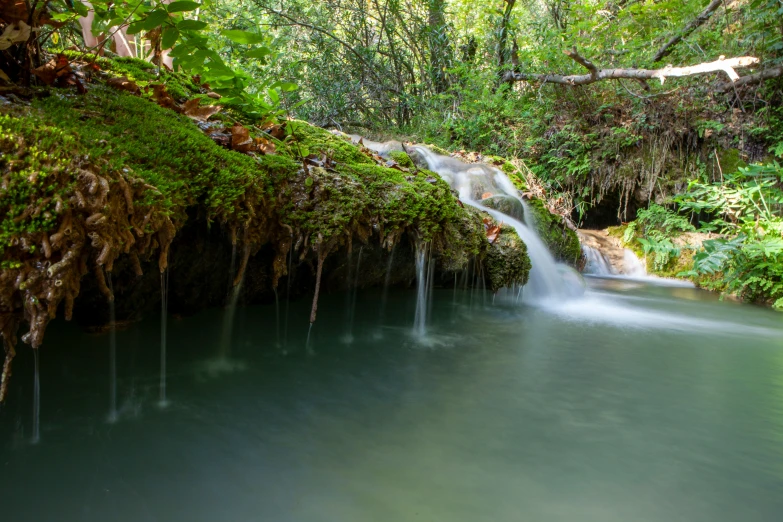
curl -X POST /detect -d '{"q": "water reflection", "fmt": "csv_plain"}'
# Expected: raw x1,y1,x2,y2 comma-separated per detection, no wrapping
1,279,783,522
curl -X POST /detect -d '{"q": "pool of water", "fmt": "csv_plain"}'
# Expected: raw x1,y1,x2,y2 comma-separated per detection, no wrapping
2,278,783,521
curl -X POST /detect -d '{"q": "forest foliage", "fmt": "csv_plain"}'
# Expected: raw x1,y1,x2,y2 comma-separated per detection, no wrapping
2,0,783,308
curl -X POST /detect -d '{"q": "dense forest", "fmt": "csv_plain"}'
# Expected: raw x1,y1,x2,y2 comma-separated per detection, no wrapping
1,0,783,399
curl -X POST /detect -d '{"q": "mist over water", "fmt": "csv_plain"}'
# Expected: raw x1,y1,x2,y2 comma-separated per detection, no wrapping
2,278,783,522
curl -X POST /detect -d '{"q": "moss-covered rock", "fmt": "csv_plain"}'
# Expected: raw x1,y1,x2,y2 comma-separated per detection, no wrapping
485,225,531,292
388,150,415,169
0,58,532,370
525,198,581,265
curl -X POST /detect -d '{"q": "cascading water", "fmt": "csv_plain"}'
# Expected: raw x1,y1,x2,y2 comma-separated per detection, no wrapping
342,246,363,344
411,146,581,302
159,269,169,407
413,241,434,337
582,245,614,275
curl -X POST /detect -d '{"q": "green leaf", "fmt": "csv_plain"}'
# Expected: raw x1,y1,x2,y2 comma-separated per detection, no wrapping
166,1,200,13
161,27,180,49
246,48,272,59
177,19,208,31
221,30,266,45
128,9,170,34
73,1,89,17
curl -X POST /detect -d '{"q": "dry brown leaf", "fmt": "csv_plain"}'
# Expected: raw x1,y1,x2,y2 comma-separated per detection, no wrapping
481,192,493,200
231,123,254,152
486,223,502,244
182,98,221,122
261,122,285,140
206,92,221,99
151,84,177,109
255,136,276,155
107,76,140,95
32,54,85,93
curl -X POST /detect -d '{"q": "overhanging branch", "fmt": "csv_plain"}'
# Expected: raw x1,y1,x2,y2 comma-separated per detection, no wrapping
504,55,759,87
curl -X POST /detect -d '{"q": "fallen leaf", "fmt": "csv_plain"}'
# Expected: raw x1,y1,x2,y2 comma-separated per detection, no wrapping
206,91,221,99
151,84,177,109
481,192,493,200
231,123,254,152
255,136,276,155
261,122,285,140
0,21,30,50
107,76,140,95
182,98,221,122
32,54,86,93
385,160,403,171
0,1,28,25
487,224,501,243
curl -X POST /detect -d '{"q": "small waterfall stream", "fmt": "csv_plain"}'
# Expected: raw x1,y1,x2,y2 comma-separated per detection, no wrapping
413,241,434,337
582,245,614,275
412,146,581,304
342,246,363,344
159,269,169,407
107,271,118,423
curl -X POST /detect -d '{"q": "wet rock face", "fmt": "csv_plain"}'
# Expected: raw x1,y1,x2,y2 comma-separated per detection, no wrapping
485,226,531,293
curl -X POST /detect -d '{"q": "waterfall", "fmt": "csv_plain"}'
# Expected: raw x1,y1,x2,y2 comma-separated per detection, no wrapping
219,275,243,359
413,241,433,337
159,269,169,408
342,246,363,344
283,238,294,352
412,145,579,303
31,348,40,444
582,245,614,275
623,249,647,276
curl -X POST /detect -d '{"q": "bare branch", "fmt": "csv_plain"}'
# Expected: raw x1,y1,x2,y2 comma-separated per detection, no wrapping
652,0,724,63
564,48,598,78
717,65,783,92
503,55,759,87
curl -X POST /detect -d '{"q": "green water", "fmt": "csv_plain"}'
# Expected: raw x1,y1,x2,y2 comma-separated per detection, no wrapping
2,278,783,521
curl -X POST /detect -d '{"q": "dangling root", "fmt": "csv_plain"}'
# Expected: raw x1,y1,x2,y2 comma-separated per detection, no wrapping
95,264,113,301
233,239,252,287
0,316,19,403
309,250,326,324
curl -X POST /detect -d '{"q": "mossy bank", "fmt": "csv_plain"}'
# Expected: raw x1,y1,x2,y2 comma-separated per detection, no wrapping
0,57,544,397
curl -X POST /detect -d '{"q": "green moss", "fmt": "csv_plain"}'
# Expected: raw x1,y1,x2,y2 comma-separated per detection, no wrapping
525,198,581,264
716,148,747,175
1,56,511,280
388,150,415,169
285,121,376,165
485,225,531,292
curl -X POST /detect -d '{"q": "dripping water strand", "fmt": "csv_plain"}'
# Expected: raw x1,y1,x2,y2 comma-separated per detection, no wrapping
344,246,363,343
283,238,294,352
379,244,396,323
159,269,169,407
107,271,117,423
413,241,433,338
274,287,280,348
31,348,40,444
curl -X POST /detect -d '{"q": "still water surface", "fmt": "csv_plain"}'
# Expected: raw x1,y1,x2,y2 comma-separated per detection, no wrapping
2,278,783,521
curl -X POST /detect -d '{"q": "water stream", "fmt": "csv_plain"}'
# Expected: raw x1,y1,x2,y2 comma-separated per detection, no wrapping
2,281,782,522
4,147,783,521
159,269,169,407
